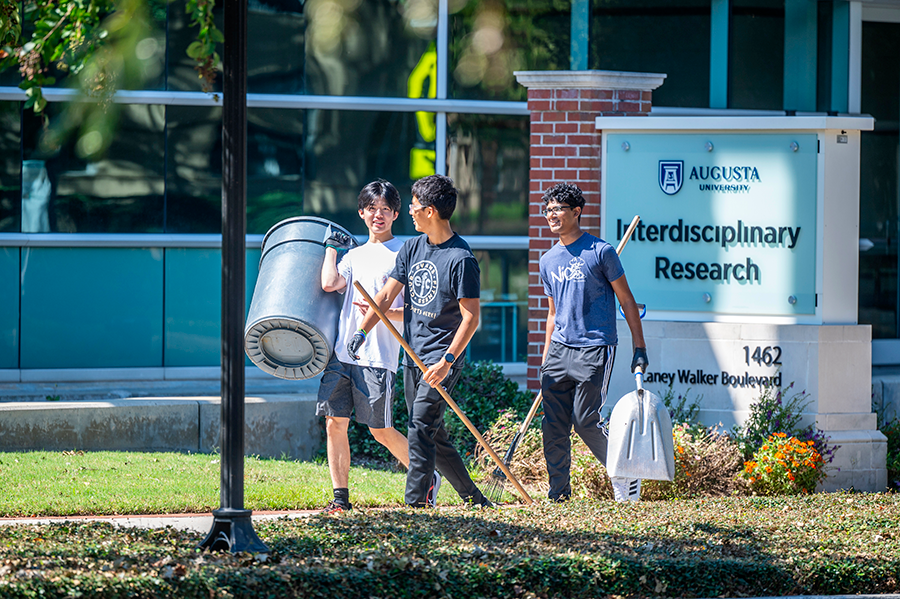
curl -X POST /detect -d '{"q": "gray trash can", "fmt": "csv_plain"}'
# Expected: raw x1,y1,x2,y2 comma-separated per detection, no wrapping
245,216,356,380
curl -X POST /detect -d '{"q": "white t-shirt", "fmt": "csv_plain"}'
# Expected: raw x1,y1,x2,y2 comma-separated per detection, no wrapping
332,237,404,372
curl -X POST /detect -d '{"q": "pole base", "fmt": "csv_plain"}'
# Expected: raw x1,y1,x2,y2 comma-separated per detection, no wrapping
198,508,269,554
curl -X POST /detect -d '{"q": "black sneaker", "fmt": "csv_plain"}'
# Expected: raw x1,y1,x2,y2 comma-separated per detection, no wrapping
320,500,352,514
468,497,494,510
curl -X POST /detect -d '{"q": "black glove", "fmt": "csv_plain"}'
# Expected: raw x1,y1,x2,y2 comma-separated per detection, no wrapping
631,347,649,373
347,329,366,360
324,227,358,251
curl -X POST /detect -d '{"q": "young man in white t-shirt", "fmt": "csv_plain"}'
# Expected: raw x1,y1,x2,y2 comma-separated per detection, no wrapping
317,180,440,513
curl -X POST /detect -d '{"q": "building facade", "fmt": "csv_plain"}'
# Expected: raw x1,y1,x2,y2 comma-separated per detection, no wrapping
0,0,898,395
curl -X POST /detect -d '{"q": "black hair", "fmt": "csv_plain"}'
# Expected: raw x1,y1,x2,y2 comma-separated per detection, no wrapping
542,182,585,210
410,174,457,220
358,179,401,213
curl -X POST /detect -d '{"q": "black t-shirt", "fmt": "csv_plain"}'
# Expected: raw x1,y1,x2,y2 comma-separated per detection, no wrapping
390,232,480,368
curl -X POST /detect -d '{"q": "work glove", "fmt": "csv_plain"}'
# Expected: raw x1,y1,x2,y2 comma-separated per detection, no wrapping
324,226,358,251
631,347,649,373
347,329,367,360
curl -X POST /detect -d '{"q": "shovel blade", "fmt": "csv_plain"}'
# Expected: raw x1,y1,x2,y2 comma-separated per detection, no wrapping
606,389,675,481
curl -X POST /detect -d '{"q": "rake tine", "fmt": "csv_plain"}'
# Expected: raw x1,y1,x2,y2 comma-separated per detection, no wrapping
486,391,543,503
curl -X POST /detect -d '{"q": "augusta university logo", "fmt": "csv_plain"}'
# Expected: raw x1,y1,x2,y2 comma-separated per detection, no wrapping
409,260,439,306
659,160,684,195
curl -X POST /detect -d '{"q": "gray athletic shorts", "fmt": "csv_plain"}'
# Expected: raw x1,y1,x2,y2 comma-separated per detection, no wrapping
315,354,396,429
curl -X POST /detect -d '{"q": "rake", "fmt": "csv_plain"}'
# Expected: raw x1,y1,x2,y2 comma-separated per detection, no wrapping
353,280,534,506
485,214,642,503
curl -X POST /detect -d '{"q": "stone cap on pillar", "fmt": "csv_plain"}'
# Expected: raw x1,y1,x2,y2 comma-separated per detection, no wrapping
514,70,667,91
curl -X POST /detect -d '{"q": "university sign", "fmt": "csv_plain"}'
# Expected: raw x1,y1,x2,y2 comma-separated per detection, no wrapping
604,133,819,316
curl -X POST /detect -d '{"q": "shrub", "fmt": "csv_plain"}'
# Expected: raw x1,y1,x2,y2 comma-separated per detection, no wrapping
883,419,900,492
476,409,746,500
657,383,702,425
731,382,839,472
741,432,826,495
642,423,745,499
339,361,534,466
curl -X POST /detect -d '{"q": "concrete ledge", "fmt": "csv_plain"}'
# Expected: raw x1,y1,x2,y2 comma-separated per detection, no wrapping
0,395,322,460
819,429,888,492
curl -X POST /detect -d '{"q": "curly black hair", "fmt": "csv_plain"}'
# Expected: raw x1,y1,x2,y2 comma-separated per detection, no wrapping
542,182,585,210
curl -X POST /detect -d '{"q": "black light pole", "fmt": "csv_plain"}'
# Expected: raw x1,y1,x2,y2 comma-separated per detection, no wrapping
198,0,268,554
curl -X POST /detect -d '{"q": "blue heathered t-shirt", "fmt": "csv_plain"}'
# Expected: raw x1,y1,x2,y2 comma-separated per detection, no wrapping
539,232,625,347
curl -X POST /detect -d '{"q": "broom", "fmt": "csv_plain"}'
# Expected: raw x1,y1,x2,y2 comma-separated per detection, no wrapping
353,280,534,505
485,214,642,503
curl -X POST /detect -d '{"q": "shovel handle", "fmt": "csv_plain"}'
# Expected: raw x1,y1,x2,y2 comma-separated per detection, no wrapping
353,281,534,505
615,215,641,255
634,364,645,392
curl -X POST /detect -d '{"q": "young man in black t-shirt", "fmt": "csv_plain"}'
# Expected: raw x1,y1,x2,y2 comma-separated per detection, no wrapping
347,175,491,508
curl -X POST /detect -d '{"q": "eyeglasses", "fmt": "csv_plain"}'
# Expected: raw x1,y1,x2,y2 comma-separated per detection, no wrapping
408,203,428,214
542,205,573,217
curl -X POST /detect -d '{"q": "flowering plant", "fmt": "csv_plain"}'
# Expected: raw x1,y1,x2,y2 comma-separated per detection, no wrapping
731,382,839,472
741,432,826,495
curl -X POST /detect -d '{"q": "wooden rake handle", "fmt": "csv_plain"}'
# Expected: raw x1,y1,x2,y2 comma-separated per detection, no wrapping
516,391,543,438
616,215,641,255
353,280,534,505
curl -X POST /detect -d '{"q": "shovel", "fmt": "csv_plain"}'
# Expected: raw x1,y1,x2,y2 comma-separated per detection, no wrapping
606,365,675,481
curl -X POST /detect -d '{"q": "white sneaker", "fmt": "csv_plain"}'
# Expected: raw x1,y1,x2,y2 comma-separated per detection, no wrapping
427,471,442,507
611,477,641,502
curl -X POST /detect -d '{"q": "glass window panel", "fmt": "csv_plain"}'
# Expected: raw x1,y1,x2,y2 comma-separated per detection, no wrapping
305,0,435,97
247,0,305,94
468,249,528,363
166,106,305,235
22,104,165,233
0,102,21,232
165,105,222,233
449,0,571,101
304,109,427,236
589,0,711,108
247,108,304,234
730,0,784,110
858,21,900,339
446,113,529,236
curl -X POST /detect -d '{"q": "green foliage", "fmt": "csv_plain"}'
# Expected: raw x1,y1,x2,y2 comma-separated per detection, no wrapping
3,495,900,598
343,361,534,465
883,419,900,492
730,382,839,472
741,432,827,495
656,383,702,426
731,383,809,456
0,0,221,157
184,0,222,91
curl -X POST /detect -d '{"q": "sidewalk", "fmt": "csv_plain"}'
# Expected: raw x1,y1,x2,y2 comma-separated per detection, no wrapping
0,509,317,533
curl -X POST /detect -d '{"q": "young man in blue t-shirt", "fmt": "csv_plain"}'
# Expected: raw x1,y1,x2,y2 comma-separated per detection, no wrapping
539,182,649,502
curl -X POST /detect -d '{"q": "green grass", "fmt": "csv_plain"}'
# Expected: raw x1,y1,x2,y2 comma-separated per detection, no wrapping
0,451,457,517
0,494,898,597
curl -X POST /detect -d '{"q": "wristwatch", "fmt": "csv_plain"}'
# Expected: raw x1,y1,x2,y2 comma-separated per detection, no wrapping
443,352,456,364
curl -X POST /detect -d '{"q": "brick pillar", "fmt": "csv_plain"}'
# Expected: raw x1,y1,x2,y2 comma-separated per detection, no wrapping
513,70,666,391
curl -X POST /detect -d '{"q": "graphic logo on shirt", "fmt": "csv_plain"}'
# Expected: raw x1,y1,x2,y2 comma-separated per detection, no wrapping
409,260,439,306
551,257,587,284
659,160,684,195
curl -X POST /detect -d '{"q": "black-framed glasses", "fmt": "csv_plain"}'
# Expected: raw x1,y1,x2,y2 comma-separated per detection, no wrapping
542,205,573,217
